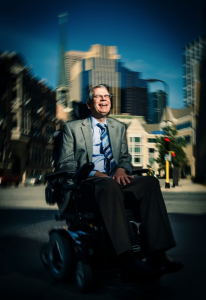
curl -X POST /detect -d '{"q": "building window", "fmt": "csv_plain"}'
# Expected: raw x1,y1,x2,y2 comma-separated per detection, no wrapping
148,148,155,164
135,137,141,143
185,165,191,176
32,120,42,138
11,113,17,129
148,138,156,143
30,146,42,164
134,156,141,163
22,112,30,134
129,136,142,165
130,137,141,143
135,147,141,153
177,135,191,145
149,157,155,164
184,135,191,144
176,121,192,130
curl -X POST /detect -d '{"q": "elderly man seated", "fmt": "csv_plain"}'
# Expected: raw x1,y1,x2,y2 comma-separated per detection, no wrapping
57,84,183,280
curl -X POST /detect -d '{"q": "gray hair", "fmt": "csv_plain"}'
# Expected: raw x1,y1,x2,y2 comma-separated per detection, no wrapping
88,84,109,100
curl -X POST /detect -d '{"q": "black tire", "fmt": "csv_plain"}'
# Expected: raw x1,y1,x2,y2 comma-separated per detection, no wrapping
48,231,75,281
76,261,93,293
40,243,49,268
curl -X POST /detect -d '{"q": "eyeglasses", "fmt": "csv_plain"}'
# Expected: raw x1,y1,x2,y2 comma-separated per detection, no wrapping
93,94,112,100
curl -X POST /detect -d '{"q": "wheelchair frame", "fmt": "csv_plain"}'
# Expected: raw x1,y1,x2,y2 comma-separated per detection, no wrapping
41,131,150,292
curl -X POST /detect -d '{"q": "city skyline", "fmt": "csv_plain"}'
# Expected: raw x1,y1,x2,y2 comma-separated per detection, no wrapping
1,0,205,109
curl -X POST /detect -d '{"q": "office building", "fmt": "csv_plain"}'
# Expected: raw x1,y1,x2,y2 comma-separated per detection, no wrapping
0,52,56,183
65,50,86,88
120,66,149,121
56,13,69,107
183,36,206,107
148,90,166,124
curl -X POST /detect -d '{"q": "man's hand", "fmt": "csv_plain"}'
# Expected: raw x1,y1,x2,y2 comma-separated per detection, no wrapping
94,171,110,178
113,168,134,185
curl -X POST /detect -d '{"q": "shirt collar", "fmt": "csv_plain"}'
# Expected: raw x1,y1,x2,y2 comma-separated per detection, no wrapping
90,116,107,128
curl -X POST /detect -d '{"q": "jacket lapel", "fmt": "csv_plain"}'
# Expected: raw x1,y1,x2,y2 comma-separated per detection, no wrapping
107,118,118,162
81,117,93,161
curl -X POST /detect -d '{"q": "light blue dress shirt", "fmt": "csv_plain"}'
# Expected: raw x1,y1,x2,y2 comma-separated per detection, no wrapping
89,116,111,177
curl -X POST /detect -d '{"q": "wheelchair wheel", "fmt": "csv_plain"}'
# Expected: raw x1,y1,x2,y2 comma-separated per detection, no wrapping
48,231,75,281
76,261,93,293
40,243,49,268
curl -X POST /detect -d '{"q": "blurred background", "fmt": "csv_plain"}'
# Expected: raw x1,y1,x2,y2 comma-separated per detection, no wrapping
0,0,205,186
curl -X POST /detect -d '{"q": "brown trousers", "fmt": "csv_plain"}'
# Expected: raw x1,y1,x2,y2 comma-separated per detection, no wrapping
82,176,176,256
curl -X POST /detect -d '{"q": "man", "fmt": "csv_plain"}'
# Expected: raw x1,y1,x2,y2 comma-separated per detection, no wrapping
57,84,183,280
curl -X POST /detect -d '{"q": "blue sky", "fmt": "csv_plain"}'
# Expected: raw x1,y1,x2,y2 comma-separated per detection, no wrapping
0,0,205,108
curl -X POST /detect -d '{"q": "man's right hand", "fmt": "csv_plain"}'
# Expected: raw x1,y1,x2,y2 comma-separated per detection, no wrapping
94,171,110,178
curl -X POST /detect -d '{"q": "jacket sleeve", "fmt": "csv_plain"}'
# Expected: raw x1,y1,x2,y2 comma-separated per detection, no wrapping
55,123,78,172
116,124,133,174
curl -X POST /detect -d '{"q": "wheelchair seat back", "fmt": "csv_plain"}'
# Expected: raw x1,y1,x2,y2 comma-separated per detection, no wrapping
45,129,95,222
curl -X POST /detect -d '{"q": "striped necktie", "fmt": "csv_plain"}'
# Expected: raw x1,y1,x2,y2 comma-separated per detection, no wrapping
97,123,117,175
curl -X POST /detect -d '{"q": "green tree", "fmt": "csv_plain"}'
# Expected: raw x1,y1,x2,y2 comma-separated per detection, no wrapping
155,125,189,171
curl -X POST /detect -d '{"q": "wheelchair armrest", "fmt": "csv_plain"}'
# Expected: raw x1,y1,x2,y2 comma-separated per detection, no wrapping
45,170,74,181
132,169,148,176
72,162,94,184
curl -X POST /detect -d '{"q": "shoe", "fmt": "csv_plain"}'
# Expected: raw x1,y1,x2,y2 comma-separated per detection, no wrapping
147,254,183,274
119,255,164,281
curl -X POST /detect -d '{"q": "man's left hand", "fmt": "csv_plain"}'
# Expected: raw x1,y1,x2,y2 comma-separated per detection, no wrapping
113,168,134,185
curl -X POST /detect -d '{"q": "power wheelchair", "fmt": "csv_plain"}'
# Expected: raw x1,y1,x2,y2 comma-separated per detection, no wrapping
40,131,150,292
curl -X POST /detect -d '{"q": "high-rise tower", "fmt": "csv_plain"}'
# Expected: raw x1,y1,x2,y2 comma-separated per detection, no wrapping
120,65,149,121
65,50,86,92
183,36,206,107
148,90,166,124
56,12,69,107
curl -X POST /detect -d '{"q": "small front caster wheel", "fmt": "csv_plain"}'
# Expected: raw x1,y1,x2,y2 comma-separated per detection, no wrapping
76,261,93,293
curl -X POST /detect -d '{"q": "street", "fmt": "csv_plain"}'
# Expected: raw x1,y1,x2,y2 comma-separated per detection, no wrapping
0,184,206,300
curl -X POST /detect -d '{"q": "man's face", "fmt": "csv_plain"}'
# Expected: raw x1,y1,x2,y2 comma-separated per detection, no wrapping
87,87,111,118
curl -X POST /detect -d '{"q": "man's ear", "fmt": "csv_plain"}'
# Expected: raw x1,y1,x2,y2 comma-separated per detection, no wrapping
86,100,92,110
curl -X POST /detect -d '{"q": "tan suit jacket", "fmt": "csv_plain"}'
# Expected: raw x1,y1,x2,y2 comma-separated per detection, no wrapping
57,116,132,174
